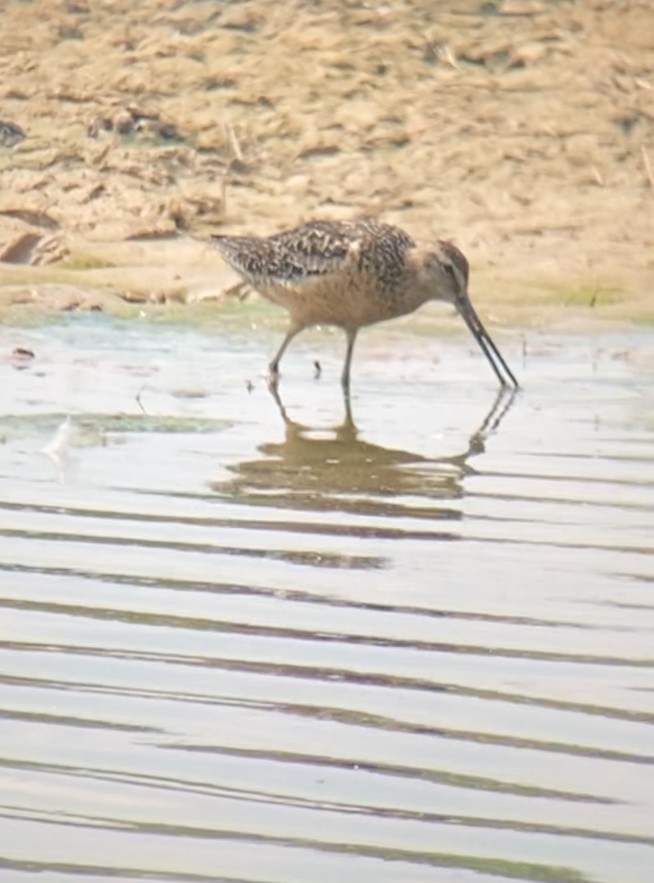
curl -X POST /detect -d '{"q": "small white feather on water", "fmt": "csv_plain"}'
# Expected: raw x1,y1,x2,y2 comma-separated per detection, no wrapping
41,415,74,480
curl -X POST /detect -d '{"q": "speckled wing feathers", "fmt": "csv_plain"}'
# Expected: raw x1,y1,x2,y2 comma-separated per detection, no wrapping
210,219,416,288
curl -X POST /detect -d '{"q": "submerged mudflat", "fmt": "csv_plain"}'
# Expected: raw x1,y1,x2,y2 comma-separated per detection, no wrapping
0,314,652,883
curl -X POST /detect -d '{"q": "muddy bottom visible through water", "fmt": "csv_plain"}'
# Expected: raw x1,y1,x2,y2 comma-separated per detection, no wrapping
0,312,652,883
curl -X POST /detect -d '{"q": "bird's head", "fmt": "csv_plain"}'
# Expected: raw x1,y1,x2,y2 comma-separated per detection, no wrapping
419,240,470,307
415,240,519,388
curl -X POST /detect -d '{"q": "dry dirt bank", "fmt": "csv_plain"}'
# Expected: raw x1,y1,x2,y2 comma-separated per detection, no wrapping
0,0,653,327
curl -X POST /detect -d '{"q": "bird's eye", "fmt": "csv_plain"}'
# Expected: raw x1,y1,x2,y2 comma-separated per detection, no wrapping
443,263,455,277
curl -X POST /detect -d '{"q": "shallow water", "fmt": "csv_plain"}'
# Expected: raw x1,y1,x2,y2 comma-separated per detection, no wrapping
0,315,653,883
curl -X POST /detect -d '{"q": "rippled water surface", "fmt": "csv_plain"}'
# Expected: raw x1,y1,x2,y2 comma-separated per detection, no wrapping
0,316,653,883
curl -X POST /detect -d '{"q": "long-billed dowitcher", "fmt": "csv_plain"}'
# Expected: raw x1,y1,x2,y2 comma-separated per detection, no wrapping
210,219,518,390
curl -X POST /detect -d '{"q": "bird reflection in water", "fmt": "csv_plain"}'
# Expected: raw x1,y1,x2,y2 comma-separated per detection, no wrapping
210,388,516,522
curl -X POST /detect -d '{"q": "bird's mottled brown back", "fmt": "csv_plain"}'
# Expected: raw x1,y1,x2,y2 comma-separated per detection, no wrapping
210,219,416,291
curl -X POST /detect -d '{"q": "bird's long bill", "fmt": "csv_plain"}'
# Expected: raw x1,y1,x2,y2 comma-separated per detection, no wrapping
457,296,519,388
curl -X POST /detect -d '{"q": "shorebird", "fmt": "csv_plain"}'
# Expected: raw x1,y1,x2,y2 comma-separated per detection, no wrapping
210,219,518,390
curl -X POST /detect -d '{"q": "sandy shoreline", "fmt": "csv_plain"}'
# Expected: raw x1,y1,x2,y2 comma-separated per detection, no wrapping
0,232,650,334
1,0,653,326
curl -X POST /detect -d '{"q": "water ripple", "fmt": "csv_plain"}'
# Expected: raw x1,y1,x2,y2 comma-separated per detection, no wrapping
0,326,653,883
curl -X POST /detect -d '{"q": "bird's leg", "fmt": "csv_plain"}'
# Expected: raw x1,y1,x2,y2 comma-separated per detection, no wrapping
266,379,292,426
268,323,302,386
342,387,355,429
341,328,358,391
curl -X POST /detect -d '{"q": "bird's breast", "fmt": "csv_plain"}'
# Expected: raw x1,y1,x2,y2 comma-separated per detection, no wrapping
255,270,405,329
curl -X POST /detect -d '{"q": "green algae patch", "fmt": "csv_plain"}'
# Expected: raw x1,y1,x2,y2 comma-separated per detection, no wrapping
59,253,117,271
0,413,231,446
